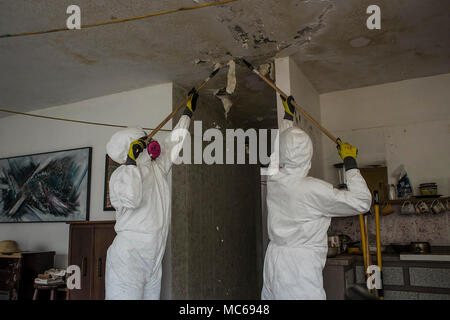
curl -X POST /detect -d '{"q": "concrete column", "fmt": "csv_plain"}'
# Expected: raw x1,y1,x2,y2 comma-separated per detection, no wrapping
170,88,262,299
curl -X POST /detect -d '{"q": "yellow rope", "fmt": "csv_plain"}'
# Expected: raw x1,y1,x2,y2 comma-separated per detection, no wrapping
0,0,238,38
0,108,171,132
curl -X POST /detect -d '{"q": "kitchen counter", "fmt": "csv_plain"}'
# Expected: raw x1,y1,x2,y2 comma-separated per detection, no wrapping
327,253,401,264
327,245,450,264
325,254,357,266
324,251,450,300
398,246,450,262
400,253,450,262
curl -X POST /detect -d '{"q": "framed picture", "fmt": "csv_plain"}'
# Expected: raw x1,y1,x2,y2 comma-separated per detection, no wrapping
0,147,92,223
103,155,120,211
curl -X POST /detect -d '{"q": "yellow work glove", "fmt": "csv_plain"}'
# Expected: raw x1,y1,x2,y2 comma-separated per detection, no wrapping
126,136,147,165
183,88,199,118
336,138,358,171
280,95,295,120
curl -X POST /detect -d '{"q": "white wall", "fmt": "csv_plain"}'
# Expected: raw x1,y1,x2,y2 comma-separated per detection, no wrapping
0,83,173,268
274,57,323,178
320,73,450,196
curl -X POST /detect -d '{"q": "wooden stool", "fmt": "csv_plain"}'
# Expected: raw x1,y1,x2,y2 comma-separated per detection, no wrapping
32,283,64,300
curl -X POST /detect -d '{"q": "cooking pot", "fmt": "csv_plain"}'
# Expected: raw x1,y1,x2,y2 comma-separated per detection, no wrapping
410,242,431,254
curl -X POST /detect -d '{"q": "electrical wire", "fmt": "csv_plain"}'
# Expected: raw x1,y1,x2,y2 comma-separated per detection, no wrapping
0,108,171,132
0,0,238,38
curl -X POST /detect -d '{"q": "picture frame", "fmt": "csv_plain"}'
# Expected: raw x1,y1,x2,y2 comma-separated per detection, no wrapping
0,147,92,223
103,154,120,211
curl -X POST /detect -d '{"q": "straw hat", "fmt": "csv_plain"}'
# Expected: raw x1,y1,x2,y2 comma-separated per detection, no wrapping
0,240,20,254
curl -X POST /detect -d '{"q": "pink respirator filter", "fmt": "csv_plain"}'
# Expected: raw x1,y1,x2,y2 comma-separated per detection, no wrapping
147,140,161,160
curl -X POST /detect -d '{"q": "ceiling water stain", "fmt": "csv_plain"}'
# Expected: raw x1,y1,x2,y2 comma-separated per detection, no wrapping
294,26,313,39
276,2,335,57
228,25,249,49
252,31,277,48
252,18,276,48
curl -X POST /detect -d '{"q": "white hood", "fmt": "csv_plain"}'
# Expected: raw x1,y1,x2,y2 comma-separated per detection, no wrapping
106,127,146,164
279,127,313,177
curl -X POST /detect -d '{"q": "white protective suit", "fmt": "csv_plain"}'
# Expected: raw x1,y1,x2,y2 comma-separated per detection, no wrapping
261,119,372,300
105,115,190,300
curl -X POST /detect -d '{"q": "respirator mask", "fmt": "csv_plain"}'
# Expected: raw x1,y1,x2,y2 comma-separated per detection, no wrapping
147,138,161,160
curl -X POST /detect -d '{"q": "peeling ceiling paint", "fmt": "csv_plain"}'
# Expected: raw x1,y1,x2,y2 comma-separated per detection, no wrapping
0,0,449,129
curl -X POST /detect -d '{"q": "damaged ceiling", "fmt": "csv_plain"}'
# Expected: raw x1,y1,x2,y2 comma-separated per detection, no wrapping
0,0,449,129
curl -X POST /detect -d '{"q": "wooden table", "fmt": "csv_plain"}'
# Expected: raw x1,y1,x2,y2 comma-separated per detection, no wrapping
33,282,65,300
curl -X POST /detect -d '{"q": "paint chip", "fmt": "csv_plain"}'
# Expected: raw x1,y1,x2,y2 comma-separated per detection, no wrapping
258,62,275,80
194,58,207,64
226,60,236,94
215,89,233,119
258,63,271,77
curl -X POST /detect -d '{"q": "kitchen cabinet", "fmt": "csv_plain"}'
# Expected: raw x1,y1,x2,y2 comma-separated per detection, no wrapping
354,253,450,300
323,255,356,300
67,221,115,300
325,251,450,300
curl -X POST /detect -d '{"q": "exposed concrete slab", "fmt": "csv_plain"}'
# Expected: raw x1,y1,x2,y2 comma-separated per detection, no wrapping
1,0,449,128
291,0,450,93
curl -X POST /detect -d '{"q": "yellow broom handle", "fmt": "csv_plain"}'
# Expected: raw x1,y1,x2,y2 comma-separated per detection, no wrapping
359,214,368,273
145,67,221,143
375,205,382,270
241,59,337,142
374,190,384,299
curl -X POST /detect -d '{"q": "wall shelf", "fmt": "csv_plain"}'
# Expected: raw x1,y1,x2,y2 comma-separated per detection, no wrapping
388,196,449,205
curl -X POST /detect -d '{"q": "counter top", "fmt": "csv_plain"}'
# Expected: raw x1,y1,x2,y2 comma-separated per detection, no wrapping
327,251,450,265
326,253,402,266
325,254,357,266
400,253,450,262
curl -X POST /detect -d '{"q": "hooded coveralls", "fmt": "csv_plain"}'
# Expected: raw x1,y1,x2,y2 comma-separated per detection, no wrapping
105,115,190,300
261,119,372,300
